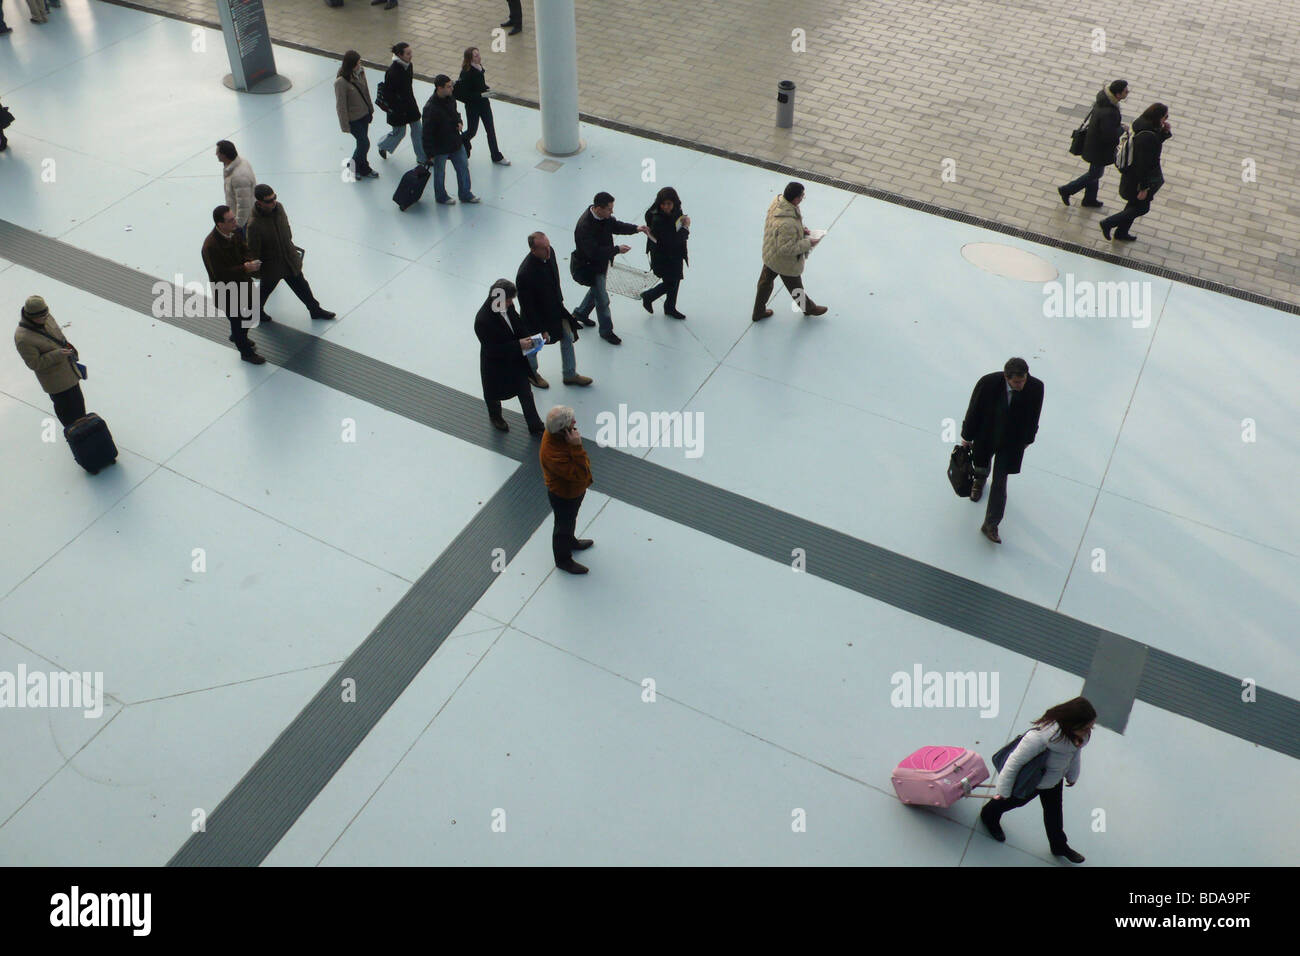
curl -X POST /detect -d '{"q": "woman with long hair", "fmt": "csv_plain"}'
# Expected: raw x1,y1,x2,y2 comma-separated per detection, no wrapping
640,186,690,319
457,47,510,166
334,50,379,180
980,696,1096,863
1101,102,1172,243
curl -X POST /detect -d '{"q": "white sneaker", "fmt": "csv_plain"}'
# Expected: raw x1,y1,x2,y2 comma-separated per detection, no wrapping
463,195,482,204
437,197,456,205
494,157,512,166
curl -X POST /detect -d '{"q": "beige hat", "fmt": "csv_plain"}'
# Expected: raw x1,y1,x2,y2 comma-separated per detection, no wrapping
22,295,50,320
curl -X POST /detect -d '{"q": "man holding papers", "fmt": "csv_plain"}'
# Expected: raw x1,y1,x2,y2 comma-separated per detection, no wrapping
752,181,830,321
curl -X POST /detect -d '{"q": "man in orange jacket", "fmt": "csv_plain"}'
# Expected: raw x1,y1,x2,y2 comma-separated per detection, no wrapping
539,405,594,574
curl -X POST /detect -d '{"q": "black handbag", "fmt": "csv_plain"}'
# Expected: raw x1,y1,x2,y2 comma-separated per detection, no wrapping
0,105,14,130
991,733,1051,800
1068,109,1092,156
948,444,974,497
568,252,594,287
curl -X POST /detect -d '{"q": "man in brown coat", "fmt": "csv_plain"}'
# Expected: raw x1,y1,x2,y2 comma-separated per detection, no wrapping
539,405,594,574
13,295,86,426
201,204,266,364
246,184,336,323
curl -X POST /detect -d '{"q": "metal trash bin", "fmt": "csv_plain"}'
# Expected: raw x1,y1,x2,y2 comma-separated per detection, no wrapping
776,80,796,128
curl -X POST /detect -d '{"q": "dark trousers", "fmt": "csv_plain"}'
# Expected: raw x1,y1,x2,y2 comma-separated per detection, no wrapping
463,99,503,162
644,275,681,312
1100,197,1152,237
753,265,817,318
973,451,1011,527
548,491,584,564
50,383,86,428
1061,160,1108,204
226,308,255,354
485,386,543,431
259,269,321,315
505,0,522,24
348,116,374,177
981,781,1068,854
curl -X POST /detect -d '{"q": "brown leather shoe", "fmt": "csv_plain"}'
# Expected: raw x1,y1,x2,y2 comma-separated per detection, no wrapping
754,309,774,321
528,372,549,389
805,305,828,316
980,523,1001,544
557,558,588,574
970,477,986,502
563,374,593,386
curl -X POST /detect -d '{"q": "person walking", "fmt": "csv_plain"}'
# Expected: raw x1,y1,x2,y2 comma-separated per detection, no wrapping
540,405,594,575
960,357,1044,544
0,3,12,35
0,97,11,150
245,185,336,324
500,0,522,35
516,231,592,388
640,186,690,319
752,181,828,321
1058,80,1128,209
570,191,649,345
980,696,1096,864
335,50,379,180
1101,103,1173,243
457,47,511,166
474,279,544,434
422,74,479,205
376,43,427,165
25,0,47,24
216,141,256,236
14,295,88,427
201,205,266,365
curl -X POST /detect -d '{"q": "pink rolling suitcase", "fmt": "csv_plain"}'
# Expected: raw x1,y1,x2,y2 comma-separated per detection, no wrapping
891,745,990,808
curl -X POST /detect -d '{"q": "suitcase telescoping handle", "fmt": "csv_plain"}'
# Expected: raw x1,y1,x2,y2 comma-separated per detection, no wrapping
961,778,996,797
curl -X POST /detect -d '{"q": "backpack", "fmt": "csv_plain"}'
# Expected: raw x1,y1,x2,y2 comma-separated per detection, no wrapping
1115,128,1151,171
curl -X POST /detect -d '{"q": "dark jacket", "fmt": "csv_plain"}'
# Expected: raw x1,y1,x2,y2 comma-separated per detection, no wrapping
201,227,255,288
1119,116,1172,202
644,204,690,281
382,58,421,126
516,250,573,341
573,207,640,279
456,65,491,109
1082,88,1124,165
960,372,1044,474
421,93,463,158
245,202,304,278
474,295,533,401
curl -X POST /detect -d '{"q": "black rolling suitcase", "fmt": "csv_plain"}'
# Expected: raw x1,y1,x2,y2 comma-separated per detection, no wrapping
948,444,974,497
65,413,118,474
393,164,431,211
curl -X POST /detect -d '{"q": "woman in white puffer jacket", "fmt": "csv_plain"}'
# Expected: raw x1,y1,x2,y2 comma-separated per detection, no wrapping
980,696,1096,864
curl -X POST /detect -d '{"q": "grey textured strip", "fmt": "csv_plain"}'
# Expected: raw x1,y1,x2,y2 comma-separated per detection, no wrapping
167,462,549,866
1082,633,1150,734
3,218,1296,869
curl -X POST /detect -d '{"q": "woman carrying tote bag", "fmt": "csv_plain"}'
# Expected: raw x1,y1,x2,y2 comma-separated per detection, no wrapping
980,696,1096,863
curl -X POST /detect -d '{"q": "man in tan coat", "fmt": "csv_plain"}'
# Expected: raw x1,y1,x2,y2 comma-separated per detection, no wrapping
751,181,828,321
14,295,87,426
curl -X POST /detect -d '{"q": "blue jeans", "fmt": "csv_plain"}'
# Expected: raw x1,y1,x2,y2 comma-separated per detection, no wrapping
348,117,374,176
1061,160,1108,203
378,118,427,164
431,146,473,201
527,325,577,379
574,271,612,334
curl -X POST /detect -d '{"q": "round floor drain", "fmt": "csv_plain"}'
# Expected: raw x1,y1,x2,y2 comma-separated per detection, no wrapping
961,243,1058,282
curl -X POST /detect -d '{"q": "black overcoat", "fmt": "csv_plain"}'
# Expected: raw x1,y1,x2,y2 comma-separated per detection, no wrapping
475,296,533,401
382,60,421,126
960,372,1044,474
644,205,690,281
1081,88,1123,165
1118,117,1171,202
516,250,571,341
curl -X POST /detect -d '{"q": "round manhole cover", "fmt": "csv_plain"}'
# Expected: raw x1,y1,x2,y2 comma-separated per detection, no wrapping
961,243,1058,282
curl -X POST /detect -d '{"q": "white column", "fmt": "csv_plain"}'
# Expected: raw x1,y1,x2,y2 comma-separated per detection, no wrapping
534,0,583,156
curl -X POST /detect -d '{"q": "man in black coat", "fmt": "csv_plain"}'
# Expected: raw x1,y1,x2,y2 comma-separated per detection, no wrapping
570,191,649,345
421,75,478,205
1059,79,1128,208
516,231,592,388
961,357,1044,543
1101,104,1173,243
501,0,522,35
200,205,265,364
474,279,544,434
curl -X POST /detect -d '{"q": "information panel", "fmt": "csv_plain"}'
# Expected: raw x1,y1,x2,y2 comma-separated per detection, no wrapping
215,0,278,90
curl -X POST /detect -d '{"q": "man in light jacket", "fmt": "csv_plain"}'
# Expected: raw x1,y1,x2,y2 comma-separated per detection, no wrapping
14,295,87,427
217,140,256,235
752,181,828,321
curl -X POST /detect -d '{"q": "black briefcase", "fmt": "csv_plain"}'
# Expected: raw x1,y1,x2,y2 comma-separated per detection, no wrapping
948,444,974,497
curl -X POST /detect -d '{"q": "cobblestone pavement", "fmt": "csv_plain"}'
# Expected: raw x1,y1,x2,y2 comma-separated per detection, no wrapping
109,0,1300,309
